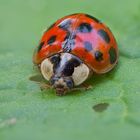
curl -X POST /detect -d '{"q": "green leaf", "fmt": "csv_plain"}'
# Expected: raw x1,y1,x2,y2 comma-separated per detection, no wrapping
0,0,140,140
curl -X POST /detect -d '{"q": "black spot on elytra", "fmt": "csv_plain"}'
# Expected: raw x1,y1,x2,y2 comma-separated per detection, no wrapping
109,47,117,64
84,41,93,52
59,19,72,31
93,103,109,112
95,51,103,61
98,29,110,43
47,35,56,45
85,14,100,23
77,23,93,33
37,42,44,52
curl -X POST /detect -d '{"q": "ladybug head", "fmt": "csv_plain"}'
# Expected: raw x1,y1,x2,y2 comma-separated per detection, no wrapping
40,53,90,95
50,76,74,95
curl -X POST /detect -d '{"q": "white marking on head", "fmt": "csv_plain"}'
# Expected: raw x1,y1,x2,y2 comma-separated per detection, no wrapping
72,63,90,86
40,58,54,81
55,78,67,88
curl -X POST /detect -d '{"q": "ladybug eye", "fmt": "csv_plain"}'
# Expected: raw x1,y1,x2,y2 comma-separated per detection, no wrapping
72,63,90,86
40,58,54,81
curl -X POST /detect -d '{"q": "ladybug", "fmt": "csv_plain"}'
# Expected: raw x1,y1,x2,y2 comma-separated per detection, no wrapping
32,13,119,96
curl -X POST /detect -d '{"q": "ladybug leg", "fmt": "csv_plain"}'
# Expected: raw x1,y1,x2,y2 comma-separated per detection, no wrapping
29,75,52,90
82,83,93,90
56,91,67,96
71,84,92,91
39,83,52,91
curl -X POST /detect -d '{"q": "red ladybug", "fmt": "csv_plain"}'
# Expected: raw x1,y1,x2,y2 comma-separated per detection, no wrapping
32,13,119,96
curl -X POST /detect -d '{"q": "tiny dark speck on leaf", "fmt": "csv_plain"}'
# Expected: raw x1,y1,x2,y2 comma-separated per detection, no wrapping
93,103,109,112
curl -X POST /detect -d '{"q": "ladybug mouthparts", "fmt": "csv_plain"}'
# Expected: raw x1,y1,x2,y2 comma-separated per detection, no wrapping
50,76,74,95
55,87,68,96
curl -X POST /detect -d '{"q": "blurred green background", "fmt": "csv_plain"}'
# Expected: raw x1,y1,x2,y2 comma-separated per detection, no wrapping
0,0,140,140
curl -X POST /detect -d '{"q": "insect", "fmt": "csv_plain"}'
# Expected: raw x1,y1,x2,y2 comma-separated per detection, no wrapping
32,13,119,96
